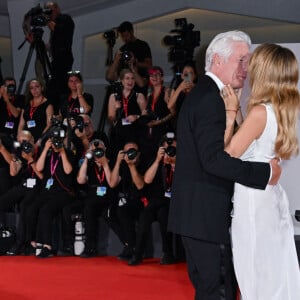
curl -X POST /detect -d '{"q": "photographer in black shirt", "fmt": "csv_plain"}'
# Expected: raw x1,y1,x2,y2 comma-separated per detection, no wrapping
105,21,152,94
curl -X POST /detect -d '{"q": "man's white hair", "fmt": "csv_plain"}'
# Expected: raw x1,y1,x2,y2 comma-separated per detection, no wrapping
205,30,251,72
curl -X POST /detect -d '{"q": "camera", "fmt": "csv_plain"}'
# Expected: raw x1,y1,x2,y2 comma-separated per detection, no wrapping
123,148,138,160
92,148,105,159
27,4,52,27
121,50,132,65
14,140,34,154
165,145,176,157
6,84,16,96
110,81,123,101
68,113,84,133
163,18,200,64
104,30,117,41
48,126,66,149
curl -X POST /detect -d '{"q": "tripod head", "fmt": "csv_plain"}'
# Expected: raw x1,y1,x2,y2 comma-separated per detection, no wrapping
31,27,45,42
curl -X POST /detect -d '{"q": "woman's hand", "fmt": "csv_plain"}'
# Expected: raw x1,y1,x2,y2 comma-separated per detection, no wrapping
221,85,240,111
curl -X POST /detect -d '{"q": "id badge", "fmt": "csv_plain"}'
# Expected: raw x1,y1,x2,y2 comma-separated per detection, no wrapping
122,118,131,126
96,186,107,197
27,120,36,128
164,190,171,198
5,121,14,129
46,178,54,189
26,178,36,188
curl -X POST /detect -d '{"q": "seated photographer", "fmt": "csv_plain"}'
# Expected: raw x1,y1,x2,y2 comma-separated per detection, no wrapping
24,132,75,258
69,114,109,164
128,133,177,266
0,131,43,255
58,71,93,117
17,78,54,144
105,21,152,94
110,141,147,261
0,77,24,139
61,139,115,257
107,69,147,163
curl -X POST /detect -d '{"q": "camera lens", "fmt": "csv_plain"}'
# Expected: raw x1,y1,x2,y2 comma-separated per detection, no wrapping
165,146,176,157
51,137,63,149
21,141,33,154
125,148,138,160
93,148,105,159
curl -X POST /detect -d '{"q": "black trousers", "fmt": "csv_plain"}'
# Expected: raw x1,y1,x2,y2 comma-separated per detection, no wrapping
135,198,172,257
181,236,237,300
0,184,39,242
25,190,73,246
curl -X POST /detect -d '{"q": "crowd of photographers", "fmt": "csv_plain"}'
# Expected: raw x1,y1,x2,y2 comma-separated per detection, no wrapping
0,15,198,266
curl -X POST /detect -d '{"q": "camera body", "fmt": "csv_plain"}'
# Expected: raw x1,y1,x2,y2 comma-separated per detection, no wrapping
163,18,200,64
28,4,52,27
68,113,84,133
6,84,16,96
49,126,66,149
121,50,132,64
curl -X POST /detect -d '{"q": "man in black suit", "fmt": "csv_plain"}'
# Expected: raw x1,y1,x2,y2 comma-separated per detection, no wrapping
168,31,281,300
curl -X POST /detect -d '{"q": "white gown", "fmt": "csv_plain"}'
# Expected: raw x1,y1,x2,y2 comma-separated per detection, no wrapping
231,103,300,300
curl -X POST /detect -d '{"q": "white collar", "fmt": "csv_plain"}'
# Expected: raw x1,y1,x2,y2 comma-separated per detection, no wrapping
205,71,225,91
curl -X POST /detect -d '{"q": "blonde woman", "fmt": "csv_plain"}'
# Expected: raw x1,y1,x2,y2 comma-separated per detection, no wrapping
224,44,300,300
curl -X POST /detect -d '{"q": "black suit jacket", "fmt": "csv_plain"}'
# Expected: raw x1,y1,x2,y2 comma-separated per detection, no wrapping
168,75,270,244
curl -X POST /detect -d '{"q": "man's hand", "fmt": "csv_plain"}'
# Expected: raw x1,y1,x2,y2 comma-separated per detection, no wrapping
269,158,281,185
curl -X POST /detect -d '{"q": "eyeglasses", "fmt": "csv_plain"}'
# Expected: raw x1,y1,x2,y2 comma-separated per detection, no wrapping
67,70,81,75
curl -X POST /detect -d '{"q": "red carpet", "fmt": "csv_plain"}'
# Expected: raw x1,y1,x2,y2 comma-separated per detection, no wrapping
0,256,194,300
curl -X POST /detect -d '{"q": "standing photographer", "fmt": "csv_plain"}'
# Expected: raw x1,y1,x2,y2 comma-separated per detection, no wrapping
105,21,152,94
0,77,23,138
44,1,75,113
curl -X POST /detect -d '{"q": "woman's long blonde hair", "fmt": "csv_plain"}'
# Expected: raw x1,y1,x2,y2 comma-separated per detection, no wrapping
248,43,300,160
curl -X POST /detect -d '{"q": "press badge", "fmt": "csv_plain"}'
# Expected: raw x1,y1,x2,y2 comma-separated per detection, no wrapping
164,190,171,198
5,121,14,129
46,178,54,189
27,120,36,128
122,118,131,125
96,186,107,197
26,178,36,188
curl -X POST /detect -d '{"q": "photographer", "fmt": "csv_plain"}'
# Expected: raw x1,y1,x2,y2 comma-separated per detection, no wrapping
58,71,93,118
17,78,54,144
0,77,24,138
0,130,43,255
61,139,115,257
107,69,147,163
128,133,177,266
110,142,147,260
44,1,75,113
23,131,75,258
105,21,152,94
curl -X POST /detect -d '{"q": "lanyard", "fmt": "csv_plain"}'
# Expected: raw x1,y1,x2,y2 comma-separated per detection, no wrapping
122,95,129,117
94,165,105,185
165,164,174,190
67,94,77,112
29,102,39,119
50,152,60,177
